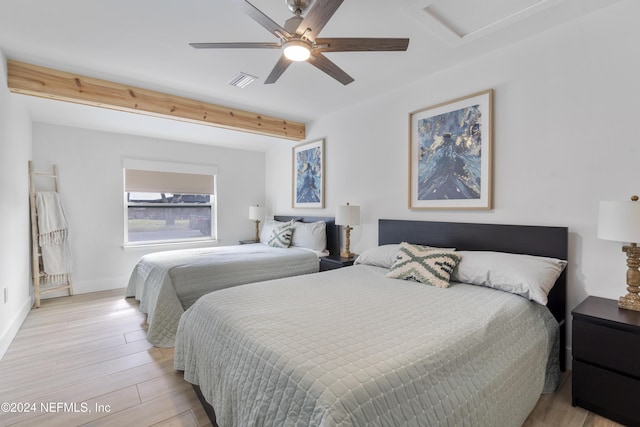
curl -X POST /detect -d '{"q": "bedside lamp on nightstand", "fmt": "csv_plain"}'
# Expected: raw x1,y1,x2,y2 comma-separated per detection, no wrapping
598,195,640,311
249,205,265,243
336,202,360,259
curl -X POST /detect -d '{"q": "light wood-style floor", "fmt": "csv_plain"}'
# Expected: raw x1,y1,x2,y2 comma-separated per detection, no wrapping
0,289,624,427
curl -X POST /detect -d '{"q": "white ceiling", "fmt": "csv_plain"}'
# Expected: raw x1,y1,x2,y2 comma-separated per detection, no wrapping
0,0,618,151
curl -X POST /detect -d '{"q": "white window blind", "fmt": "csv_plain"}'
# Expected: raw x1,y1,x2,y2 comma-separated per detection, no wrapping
124,169,215,195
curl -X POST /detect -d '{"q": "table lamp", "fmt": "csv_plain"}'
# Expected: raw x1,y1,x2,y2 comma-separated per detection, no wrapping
249,205,265,242
597,195,640,311
336,202,360,259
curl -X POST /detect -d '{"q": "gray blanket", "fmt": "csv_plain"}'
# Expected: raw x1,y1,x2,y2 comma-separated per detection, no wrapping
126,243,319,347
175,264,559,427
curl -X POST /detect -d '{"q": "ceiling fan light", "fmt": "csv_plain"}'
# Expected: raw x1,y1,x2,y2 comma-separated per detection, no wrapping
283,40,311,61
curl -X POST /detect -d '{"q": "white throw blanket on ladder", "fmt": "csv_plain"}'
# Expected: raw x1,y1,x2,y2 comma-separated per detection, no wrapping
36,192,72,285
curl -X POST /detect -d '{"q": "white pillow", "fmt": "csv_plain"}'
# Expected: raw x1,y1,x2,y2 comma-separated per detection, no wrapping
291,221,327,252
451,251,567,305
260,219,293,243
354,244,402,268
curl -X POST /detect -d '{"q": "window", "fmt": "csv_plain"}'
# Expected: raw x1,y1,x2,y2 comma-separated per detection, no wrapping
123,159,217,245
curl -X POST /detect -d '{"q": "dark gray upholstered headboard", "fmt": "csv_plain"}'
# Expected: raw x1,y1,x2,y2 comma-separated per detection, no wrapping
379,219,568,371
274,216,339,258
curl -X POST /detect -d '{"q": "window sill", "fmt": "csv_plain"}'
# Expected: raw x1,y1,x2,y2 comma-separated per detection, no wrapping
122,239,219,251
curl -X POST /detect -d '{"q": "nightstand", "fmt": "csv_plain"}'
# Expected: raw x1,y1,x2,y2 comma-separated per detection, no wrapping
572,296,640,427
239,239,258,245
320,255,356,272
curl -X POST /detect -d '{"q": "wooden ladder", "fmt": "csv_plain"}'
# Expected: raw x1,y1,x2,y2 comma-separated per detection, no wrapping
29,161,73,308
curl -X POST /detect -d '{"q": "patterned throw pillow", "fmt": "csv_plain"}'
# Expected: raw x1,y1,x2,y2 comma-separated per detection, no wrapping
267,224,294,248
386,242,461,288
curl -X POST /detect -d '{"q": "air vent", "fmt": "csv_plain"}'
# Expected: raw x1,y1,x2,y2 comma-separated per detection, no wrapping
228,72,258,88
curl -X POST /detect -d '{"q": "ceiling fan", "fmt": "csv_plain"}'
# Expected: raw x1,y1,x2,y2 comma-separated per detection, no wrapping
190,0,410,85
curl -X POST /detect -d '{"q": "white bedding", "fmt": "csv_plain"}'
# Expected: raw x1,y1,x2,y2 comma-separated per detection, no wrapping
126,243,319,347
174,264,559,427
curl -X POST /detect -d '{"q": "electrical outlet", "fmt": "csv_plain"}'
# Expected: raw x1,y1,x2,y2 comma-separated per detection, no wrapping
3,287,7,304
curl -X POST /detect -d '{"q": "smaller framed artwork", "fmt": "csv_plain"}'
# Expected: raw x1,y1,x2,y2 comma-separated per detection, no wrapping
409,89,493,210
292,139,324,209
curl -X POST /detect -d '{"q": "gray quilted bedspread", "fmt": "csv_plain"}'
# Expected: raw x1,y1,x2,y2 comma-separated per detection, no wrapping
126,244,319,347
174,264,559,427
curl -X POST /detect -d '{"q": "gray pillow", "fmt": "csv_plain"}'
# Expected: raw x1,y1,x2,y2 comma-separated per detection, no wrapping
354,244,402,269
451,251,567,305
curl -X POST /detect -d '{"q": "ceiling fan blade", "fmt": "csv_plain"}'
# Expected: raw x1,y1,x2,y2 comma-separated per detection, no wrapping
234,0,292,39
314,38,410,52
190,42,281,49
265,54,292,84
308,52,354,85
295,0,343,41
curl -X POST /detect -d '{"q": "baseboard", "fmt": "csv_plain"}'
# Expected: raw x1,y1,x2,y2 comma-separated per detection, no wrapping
0,295,33,360
73,276,129,294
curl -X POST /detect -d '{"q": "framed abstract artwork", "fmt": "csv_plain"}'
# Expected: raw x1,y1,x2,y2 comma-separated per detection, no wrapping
292,139,324,209
409,89,493,209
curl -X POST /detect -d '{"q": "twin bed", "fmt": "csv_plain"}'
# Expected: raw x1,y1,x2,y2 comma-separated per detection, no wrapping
126,216,339,346
173,219,568,427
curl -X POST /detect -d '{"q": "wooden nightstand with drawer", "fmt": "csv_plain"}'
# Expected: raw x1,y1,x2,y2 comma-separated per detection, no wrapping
572,296,640,427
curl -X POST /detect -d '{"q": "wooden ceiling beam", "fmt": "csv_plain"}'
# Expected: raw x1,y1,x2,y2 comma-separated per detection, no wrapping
6,60,306,141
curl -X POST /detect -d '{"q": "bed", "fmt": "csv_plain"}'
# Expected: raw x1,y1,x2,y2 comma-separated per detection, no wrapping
126,216,339,347
174,219,568,426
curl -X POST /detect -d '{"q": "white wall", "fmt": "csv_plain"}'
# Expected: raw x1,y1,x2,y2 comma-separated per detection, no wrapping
0,51,33,359
32,123,265,295
266,1,640,352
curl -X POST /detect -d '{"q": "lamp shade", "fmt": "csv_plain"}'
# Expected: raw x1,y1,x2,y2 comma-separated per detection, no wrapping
598,200,640,243
336,204,360,226
249,205,265,221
